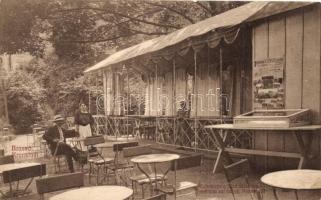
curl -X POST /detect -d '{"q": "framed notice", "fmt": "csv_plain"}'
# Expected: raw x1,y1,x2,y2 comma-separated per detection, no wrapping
253,58,284,110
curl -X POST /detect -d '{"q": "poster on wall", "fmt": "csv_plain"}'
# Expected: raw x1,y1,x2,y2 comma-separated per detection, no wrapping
253,58,284,110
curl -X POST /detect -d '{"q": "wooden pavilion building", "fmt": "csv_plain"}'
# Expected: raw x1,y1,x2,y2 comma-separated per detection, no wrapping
85,2,321,171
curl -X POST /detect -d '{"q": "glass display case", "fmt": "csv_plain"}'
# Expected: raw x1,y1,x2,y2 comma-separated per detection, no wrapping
233,109,311,128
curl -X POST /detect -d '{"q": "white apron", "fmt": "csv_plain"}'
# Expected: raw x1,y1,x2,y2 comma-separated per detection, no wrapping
79,124,92,138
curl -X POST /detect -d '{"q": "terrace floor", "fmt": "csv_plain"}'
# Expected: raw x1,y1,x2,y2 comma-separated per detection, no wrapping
1,135,321,200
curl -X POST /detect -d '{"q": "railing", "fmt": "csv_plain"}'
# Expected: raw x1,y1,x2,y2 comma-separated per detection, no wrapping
93,115,249,152
93,115,108,135
155,116,233,152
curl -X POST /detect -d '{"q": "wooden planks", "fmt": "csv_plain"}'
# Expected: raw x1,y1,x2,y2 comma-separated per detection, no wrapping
251,5,321,171
284,10,305,169
253,21,269,171
302,5,321,124
268,16,286,171
285,11,304,109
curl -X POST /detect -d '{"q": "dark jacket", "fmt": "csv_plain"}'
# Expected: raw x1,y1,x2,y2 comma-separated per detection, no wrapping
74,110,94,127
43,125,79,152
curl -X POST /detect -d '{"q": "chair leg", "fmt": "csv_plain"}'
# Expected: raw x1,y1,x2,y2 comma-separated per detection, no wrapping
141,184,144,199
272,188,279,200
106,168,111,184
89,163,92,184
53,157,57,173
245,176,254,200
57,157,61,173
255,189,263,200
195,187,199,199
131,180,135,193
227,182,236,200
294,190,299,200
96,165,100,185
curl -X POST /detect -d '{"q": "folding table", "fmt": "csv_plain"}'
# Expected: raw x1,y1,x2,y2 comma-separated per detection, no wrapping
204,124,321,173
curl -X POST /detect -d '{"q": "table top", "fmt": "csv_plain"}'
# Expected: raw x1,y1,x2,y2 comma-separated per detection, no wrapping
94,141,127,148
131,153,180,164
261,169,321,190
0,162,41,174
204,124,321,131
49,186,133,200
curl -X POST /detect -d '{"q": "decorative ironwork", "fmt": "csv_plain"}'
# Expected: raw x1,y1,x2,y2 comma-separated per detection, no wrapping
93,115,108,135
156,117,233,152
93,114,254,152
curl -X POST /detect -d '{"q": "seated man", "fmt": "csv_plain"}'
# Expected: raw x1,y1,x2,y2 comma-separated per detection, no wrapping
43,115,79,172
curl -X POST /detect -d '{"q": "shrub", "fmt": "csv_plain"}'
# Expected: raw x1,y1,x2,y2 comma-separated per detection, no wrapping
6,70,46,133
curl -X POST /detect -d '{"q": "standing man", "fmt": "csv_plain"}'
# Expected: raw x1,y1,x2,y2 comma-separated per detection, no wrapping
43,115,79,172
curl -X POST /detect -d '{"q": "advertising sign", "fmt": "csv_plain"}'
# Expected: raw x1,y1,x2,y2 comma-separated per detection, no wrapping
253,58,284,109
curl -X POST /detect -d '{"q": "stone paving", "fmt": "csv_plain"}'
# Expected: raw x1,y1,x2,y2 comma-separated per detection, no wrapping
0,135,320,200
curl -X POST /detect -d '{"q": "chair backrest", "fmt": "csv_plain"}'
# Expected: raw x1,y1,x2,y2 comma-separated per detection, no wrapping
113,141,139,152
0,155,14,165
123,145,152,158
2,163,46,183
143,193,166,200
87,146,100,159
171,154,202,171
84,135,105,146
223,159,250,182
36,172,84,195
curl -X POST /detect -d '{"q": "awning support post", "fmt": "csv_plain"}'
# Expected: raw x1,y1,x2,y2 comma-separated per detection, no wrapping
194,50,198,152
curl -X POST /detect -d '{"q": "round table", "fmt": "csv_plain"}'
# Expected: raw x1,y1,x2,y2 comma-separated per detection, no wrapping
131,153,180,193
131,153,180,164
0,162,41,174
261,169,321,199
50,186,133,200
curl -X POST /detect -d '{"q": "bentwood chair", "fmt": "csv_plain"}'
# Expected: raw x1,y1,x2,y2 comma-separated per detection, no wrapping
36,172,84,200
157,154,202,200
1,163,46,198
84,135,114,185
223,158,263,200
123,145,167,198
106,142,139,185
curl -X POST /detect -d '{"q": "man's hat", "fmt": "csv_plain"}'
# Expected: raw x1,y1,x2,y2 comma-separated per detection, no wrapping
53,114,65,122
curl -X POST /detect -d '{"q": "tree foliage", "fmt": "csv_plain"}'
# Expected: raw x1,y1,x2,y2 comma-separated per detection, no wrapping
6,70,48,133
0,0,246,132
0,0,47,56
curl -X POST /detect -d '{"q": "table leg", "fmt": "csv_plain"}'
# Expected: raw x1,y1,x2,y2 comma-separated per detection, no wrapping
136,163,152,196
154,163,157,194
293,132,314,169
212,129,233,173
272,188,279,200
213,149,223,174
